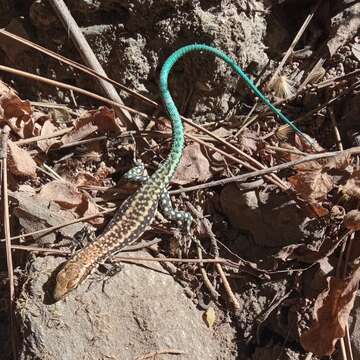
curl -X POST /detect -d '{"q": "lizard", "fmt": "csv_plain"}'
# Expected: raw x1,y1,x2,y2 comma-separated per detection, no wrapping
53,44,306,301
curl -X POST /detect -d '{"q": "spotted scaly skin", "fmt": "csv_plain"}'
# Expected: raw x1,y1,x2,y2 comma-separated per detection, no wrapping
54,44,306,301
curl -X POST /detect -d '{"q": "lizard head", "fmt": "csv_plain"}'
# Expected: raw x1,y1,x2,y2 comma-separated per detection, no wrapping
53,261,89,301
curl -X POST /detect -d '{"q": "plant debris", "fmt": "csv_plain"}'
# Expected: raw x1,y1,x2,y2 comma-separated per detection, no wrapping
1,1,360,360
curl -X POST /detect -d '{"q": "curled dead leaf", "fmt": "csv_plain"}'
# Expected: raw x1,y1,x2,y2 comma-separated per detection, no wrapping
37,180,102,225
300,266,360,356
0,92,50,139
238,129,258,154
77,199,104,226
74,164,113,187
323,153,351,171
37,119,60,153
7,141,36,177
38,181,83,209
288,170,333,203
1,93,32,119
344,210,360,231
1,93,35,138
340,170,360,199
62,107,120,144
172,143,212,185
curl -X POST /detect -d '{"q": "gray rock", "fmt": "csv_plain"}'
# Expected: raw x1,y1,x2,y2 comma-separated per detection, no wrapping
17,254,236,360
220,184,324,249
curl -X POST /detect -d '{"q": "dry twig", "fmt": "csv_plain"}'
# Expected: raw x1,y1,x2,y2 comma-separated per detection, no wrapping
48,0,132,127
0,127,17,357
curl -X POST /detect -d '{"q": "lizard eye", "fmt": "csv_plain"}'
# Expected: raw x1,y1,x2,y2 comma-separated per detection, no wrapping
67,276,80,290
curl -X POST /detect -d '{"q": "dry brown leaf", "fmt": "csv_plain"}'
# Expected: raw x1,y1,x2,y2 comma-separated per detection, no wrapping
77,198,103,226
294,160,322,172
62,107,121,144
172,143,212,185
288,170,333,203
308,202,329,217
7,140,36,177
1,93,32,119
275,234,343,264
300,266,360,356
343,210,360,231
238,129,258,154
277,144,322,172
11,190,84,246
323,153,351,171
74,173,100,187
94,163,114,181
0,92,44,138
74,163,113,187
38,180,102,225
275,244,319,263
340,169,360,199
38,180,84,209
37,118,60,153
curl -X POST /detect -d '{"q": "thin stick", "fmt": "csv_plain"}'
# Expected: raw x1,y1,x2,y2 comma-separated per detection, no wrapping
0,65,148,119
340,338,348,360
186,133,287,190
335,231,352,360
48,0,132,127
0,209,114,243
113,255,238,267
0,128,17,358
345,325,354,360
135,348,185,360
52,135,107,150
268,0,322,86
293,80,360,125
183,119,288,190
265,145,307,156
343,233,355,360
0,62,293,193
170,146,360,194
196,245,220,300
0,29,157,108
328,105,343,151
36,165,60,182
30,101,79,115
0,31,294,191
15,127,72,145
262,80,360,141
188,204,240,309
9,238,163,254
315,69,360,89
215,263,241,310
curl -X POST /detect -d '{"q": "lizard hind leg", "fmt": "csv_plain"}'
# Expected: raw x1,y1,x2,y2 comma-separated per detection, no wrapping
159,191,193,232
123,160,192,232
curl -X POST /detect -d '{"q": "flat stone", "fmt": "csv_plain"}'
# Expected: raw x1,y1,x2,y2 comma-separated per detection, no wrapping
17,253,236,360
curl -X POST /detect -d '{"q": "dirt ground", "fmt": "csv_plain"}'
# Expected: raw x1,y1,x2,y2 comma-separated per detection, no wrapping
1,1,360,359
